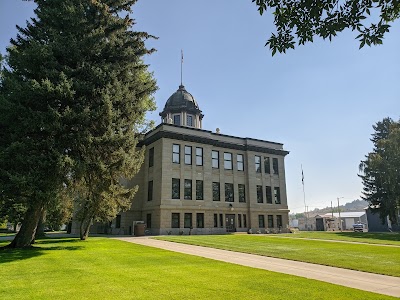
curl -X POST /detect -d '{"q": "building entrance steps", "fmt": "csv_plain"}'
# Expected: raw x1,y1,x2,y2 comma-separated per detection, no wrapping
116,237,400,298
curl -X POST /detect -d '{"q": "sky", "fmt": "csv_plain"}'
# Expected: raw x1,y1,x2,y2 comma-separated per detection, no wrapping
1,0,399,213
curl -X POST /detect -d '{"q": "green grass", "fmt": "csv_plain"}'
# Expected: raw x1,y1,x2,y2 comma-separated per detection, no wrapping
0,233,14,237
279,231,400,245
157,234,400,277
0,237,394,300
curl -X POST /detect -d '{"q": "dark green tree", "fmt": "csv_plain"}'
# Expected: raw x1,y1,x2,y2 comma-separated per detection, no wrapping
359,118,400,224
0,0,157,247
252,0,399,55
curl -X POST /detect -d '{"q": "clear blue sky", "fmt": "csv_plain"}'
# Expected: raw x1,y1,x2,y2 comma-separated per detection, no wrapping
1,0,399,213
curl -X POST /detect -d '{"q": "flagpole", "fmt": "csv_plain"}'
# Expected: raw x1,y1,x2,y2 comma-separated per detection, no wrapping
180,50,183,86
301,164,308,230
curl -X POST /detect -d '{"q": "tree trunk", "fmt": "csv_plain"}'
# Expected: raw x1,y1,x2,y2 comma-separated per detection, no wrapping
35,210,47,240
79,217,92,240
6,202,44,248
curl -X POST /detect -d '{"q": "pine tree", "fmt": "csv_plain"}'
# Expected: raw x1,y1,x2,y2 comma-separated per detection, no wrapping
0,0,157,247
359,118,400,224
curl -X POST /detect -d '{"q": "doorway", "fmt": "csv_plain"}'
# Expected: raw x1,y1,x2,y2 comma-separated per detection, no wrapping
225,214,235,232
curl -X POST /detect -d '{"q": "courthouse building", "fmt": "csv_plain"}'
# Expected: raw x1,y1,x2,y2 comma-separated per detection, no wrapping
90,84,290,235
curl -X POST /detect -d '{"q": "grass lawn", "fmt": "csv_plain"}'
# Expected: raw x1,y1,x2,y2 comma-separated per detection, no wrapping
278,231,400,245
0,233,15,237
0,237,395,300
157,234,400,277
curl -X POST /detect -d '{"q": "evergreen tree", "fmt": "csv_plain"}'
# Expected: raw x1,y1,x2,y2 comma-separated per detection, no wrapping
0,0,157,247
359,118,400,224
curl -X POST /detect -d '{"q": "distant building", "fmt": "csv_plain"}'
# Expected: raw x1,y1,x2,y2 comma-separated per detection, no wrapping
315,212,367,231
73,84,290,235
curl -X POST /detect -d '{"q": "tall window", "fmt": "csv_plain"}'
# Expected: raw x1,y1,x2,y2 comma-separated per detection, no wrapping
266,186,272,204
214,214,218,227
212,150,219,168
277,215,283,228
212,182,220,201
184,179,192,200
196,180,204,200
147,181,153,201
172,144,180,164
116,215,121,229
219,214,224,227
273,158,279,174
184,146,192,165
268,215,274,228
258,215,265,228
225,183,234,202
146,213,152,228
171,213,180,228
238,184,246,203
149,147,154,168
264,157,270,174
184,213,192,228
256,185,263,203
186,114,193,127
172,178,180,199
196,147,203,166
237,154,244,171
224,152,233,170
173,114,181,125
196,213,204,228
243,214,247,228
255,155,261,173
274,187,281,204
238,214,242,228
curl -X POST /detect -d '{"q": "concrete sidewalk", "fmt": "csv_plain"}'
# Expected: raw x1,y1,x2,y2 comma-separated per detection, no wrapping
117,237,400,298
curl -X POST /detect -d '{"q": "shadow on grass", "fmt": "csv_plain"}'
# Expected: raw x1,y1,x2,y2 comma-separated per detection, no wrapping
0,238,83,264
336,232,400,242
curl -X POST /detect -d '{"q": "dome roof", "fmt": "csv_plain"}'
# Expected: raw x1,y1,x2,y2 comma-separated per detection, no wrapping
164,85,200,111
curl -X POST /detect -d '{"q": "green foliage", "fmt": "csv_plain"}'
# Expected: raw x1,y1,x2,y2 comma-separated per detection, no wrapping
0,237,393,299
359,118,400,224
0,0,157,246
252,0,398,55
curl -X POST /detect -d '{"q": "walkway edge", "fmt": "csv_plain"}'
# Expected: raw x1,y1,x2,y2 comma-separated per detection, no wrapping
116,237,400,298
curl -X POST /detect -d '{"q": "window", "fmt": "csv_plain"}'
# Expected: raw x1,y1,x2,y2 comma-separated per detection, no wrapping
256,185,263,203
172,178,180,199
146,213,152,228
219,214,224,227
212,150,219,168
264,157,270,174
187,114,193,126
172,213,180,228
238,214,242,228
224,152,233,170
266,186,272,204
149,147,154,168
273,158,279,174
274,187,281,204
173,114,181,125
214,214,218,227
225,183,234,202
196,213,204,228
184,146,192,165
172,144,180,164
116,215,121,229
212,182,220,201
184,179,192,200
255,155,261,173
243,214,247,228
196,180,204,200
147,181,153,201
184,213,192,228
258,215,265,228
268,215,274,228
196,147,203,166
277,215,283,228
238,184,246,202
237,154,244,171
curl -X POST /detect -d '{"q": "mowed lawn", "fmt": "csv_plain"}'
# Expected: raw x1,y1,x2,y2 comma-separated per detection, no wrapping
157,234,400,277
0,238,395,300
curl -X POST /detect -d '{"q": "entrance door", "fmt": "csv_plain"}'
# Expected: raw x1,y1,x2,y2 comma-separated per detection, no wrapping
225,214,235,232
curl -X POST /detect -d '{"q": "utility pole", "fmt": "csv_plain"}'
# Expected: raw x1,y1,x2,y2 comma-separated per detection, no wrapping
331,201,334,218
337,197,342,232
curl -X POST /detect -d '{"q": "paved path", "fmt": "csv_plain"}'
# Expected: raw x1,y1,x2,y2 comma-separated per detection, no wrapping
116,237,400,298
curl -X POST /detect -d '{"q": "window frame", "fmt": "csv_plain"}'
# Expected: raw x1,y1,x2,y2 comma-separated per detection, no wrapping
273,157,279,175
146,213,152,229
266,186,272,204
255,155,261,173
173,114,181,125
223,152,233,170
212,150,219,169
149,147,154,168
186,114,193,127
237,154,244,171
225,183,234,202
277,215,283,228
172,178,180,199
238,184,246,203
258,215,265,228
196,180,204,200
172,144,180,164
264,157,270,174
256,185,263,203
196,213,204,228
195,147,203,166
147,180,153,201
184,213,192,228
171,213,180,228
184,145,192,165
184,179,192,200
274,187,281,204
212,182,220,201
268,215,274,228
